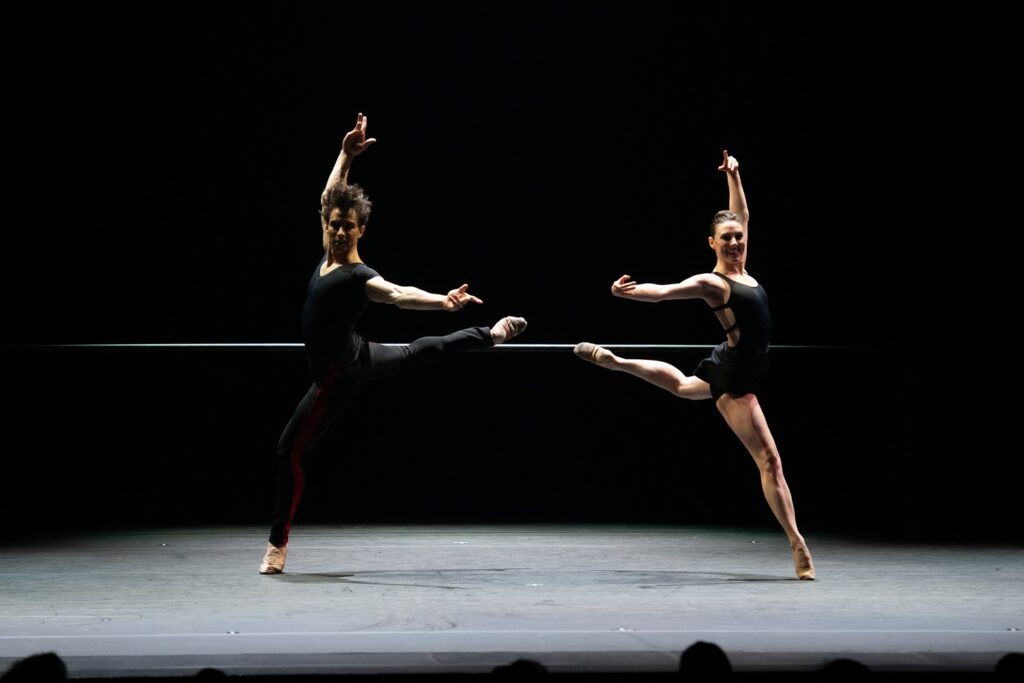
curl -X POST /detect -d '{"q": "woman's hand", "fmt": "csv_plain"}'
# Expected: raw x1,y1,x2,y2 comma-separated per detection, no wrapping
611,274,637,297
717,149,739,175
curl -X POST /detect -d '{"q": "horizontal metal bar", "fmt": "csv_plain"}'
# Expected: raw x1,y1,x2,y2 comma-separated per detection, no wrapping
8,343,860,351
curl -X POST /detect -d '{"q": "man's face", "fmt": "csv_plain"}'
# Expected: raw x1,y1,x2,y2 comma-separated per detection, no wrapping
326,207,364,253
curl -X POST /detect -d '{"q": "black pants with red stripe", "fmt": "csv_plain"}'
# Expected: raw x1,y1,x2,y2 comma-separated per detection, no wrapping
269,326,493,546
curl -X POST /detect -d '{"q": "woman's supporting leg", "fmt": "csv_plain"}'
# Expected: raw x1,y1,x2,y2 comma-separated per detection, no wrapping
716,392,815,580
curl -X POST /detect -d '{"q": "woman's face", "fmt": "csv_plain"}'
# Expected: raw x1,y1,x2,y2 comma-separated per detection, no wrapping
710,220,746,265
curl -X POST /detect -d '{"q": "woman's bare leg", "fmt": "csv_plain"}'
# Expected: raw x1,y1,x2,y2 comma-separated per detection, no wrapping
716,392,815,580
574,343,712,399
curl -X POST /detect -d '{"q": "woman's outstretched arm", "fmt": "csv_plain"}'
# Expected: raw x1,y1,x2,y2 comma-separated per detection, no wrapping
609,273,723,303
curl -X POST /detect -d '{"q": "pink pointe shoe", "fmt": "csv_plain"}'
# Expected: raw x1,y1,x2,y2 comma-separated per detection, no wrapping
792,542,815,581
573,342,614,367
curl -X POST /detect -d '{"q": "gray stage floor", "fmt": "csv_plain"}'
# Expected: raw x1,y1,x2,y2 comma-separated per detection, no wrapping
1,525,1021,678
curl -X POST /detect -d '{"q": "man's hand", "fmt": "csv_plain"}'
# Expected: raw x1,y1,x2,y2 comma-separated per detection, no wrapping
342,112,377,157
443,284,483,311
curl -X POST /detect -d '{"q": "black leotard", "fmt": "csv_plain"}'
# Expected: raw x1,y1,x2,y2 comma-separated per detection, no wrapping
693,272,771,400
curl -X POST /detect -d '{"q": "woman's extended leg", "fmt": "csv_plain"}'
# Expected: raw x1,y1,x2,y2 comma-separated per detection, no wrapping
573,342,712,399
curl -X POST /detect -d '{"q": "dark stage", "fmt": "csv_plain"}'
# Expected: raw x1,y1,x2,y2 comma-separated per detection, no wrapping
3,1,1019,680
2,526,1021,678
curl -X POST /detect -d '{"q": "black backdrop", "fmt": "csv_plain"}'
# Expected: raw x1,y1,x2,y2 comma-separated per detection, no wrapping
4,2,1018,542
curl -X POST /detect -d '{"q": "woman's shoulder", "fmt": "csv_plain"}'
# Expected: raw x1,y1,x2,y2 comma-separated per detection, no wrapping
713,270,760,288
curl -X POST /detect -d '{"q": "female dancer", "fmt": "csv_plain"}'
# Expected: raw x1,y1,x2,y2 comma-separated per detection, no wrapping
574,151,814,580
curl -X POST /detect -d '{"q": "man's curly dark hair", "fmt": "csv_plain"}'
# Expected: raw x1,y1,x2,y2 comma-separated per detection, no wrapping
321,182,373,226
